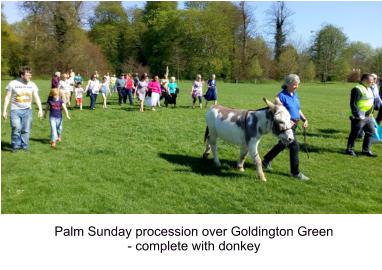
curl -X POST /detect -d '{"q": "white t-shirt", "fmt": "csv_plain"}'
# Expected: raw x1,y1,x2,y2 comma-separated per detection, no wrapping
193,81,203,96
75,87,84,98
59,80,72,93
88,80,100,94
6,78,38,110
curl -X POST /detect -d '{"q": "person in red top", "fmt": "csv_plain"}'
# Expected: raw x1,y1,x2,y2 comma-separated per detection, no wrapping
124,73,134,105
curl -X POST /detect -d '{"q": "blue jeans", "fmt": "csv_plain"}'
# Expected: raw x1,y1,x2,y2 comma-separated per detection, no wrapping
90,93,98,109
50,117,63,142
10,108,32,150
126,88,134,105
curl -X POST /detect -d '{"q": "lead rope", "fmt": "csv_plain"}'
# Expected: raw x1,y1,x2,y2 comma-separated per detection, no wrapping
303,126,310,159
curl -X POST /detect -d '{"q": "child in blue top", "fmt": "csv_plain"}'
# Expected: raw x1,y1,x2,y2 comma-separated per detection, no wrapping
44,88,70,147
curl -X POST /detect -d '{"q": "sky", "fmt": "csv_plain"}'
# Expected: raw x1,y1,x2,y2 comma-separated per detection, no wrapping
1,1,381,50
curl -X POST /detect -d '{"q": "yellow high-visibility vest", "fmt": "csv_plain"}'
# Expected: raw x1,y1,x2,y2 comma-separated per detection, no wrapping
349,83,374,117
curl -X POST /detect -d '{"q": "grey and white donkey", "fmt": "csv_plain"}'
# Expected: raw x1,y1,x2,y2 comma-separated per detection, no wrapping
203,97,294,181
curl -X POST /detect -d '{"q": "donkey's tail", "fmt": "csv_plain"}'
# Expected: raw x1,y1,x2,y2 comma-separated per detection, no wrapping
204,126,209,144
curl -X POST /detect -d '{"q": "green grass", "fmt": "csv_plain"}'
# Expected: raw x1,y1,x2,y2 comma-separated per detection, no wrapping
2,79,382,213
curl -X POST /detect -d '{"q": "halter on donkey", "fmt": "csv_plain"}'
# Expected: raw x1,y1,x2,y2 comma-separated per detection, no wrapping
203,97,294,181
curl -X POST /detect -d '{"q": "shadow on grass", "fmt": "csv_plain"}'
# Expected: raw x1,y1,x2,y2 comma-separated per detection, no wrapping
1,141,12,151
297,144,345,154
317,128,342,134
159,152,298,179
30,138,51,144
295,128,347,139
158,152,245,178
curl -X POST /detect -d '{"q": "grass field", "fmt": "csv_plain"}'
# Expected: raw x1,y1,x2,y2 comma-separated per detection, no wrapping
1,79,382,213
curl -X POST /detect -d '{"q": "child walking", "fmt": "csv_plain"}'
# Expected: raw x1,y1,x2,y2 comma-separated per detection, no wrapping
44,88,70,147
75,82,84,110
101,76,109,109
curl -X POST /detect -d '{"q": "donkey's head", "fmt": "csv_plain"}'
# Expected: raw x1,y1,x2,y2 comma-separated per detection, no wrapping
263,97,294,145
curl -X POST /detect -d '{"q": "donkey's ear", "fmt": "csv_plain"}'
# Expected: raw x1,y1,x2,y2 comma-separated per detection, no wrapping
263,97,275,110
274,96,283,106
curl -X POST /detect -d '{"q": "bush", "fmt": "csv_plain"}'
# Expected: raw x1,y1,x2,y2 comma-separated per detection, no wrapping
348,70,360,82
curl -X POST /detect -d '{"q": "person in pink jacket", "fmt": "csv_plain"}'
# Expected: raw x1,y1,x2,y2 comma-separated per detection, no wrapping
144,75,161,111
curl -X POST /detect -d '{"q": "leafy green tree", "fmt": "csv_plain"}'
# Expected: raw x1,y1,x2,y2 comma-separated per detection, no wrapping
246,37,273,80
335,58,352,81
184,1,207,10
372,48,382,76
141,1,179,76
249,57,263,83
88,1,128,73
305,61,316,82
310,24,348,82
344,41,374,73
277,45,298,79
298,51,316,81
16,1,111,76
177,2,236,79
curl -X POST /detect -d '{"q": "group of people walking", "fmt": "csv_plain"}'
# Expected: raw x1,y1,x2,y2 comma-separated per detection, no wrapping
3,66,380,181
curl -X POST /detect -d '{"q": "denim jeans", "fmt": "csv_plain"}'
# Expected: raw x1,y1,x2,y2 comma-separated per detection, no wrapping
90,93,98,109
50,117,63,142
126,88,134,105
10,108,32,150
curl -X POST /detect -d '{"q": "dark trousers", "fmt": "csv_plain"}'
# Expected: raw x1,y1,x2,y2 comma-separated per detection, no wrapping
347,116,375,152
263,124,300,175
376,109,382,125
117,87,125,105
126,88,134,105
164,92,177,107
90,93,98,109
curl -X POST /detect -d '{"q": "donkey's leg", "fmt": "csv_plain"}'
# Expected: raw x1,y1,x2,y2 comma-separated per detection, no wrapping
237,147,248,172
203,141,211,159
209,135,221,166
248,138,266,181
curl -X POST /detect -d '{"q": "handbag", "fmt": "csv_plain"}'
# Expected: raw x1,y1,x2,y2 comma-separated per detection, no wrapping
86,89,91,97
192,90,198,98
371,117,382,143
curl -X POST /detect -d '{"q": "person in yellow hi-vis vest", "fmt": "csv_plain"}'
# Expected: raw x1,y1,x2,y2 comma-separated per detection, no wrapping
346,74,377,157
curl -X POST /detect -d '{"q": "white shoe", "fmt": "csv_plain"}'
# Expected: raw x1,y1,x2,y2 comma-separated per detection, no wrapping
293,172,310,181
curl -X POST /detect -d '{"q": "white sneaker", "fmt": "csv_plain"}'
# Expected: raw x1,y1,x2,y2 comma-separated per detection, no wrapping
293,172,310,181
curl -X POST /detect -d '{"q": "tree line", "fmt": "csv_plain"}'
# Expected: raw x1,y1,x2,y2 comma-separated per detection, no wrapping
2,1,382,82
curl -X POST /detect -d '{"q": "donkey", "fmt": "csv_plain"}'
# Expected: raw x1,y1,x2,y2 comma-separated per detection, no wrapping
203,97,294,181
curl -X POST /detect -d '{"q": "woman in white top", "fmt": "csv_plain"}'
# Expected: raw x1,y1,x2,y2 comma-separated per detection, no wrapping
85,74,100,110
191,74,204,109
59,73,72,106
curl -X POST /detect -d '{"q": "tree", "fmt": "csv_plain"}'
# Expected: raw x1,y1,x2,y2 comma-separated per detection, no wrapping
184,1,207,10
177,2,237,79
88,1,128,72
310,24,348,82
246,37,273,80
372,48,382,76
266,1,294,61
249,57,263,83
16,1,111,76
141,1,179,75
298,51,316,81
277,44,298,79
237,1,256,76
344,41,374,73
1,14,27,76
